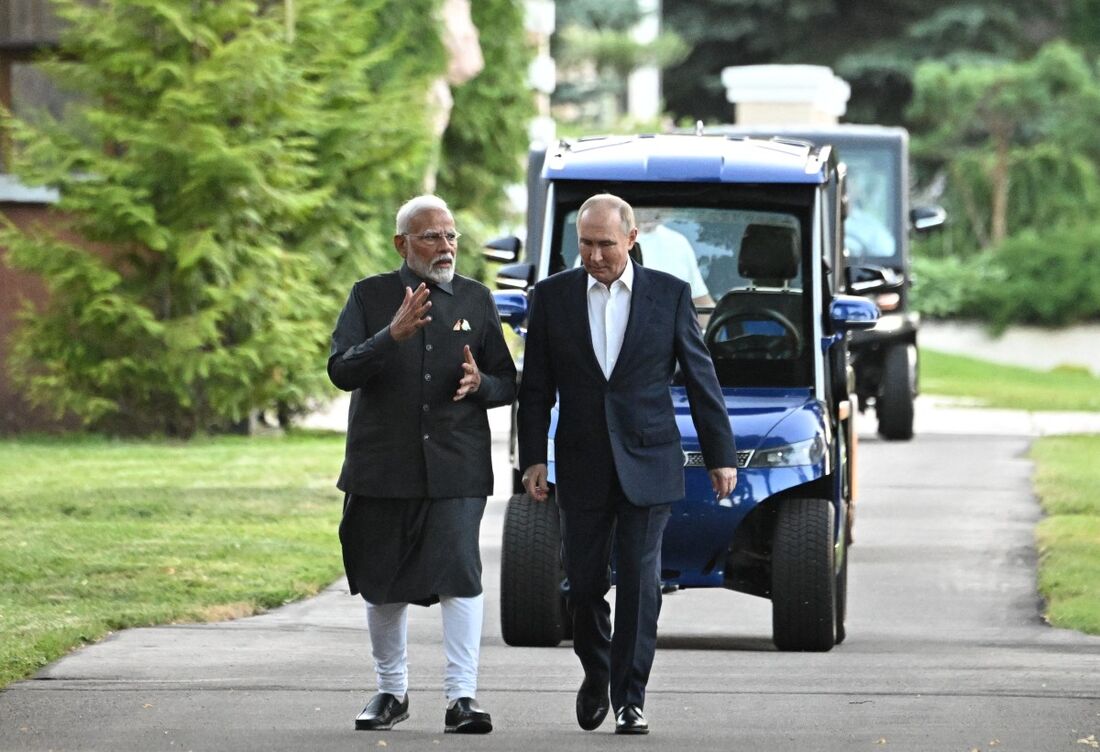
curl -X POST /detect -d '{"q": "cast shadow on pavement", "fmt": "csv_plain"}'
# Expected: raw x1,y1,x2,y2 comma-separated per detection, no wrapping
656,634,777,652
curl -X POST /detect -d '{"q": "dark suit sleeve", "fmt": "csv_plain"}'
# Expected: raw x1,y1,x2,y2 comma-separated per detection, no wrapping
470,288,518,409
517,284,556,471
326,285,397,392
672,283,738,468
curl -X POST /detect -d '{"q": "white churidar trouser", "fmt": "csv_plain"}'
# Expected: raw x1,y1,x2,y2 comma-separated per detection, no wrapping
365,594,483,702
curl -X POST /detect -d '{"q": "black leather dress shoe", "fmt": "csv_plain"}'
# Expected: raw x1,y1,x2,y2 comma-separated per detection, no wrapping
576,677,610,731
445,697,493,734
355,692,409,730
614,705,649,735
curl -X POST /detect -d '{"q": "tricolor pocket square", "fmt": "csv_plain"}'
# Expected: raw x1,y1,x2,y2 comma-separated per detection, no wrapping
452,319,471,331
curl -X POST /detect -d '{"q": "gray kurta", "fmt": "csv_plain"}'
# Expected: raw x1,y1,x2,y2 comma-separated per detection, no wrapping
339,494,486,605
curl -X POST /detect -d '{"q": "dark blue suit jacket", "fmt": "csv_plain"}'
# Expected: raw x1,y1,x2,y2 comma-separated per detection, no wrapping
518,263,736,509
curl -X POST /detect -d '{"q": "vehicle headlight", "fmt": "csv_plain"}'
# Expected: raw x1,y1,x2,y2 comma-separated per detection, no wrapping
748,436,826,467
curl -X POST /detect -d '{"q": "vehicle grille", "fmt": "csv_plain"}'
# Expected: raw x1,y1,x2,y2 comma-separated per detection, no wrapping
683,450,754,469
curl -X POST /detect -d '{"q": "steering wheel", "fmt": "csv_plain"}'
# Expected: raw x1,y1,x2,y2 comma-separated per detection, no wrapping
704,307,802,359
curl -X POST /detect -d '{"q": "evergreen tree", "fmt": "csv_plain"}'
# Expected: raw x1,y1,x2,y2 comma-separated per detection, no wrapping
552,0,688,126
1,0,444,435
662,0,1064,125
908,41,1100,251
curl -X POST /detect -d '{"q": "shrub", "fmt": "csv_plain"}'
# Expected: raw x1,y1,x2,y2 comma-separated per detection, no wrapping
911,222,1100,331
910,253,1002,319
977,223,1100,331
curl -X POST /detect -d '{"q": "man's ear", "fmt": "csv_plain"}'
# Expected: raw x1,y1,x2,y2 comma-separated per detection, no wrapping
393,234,408,258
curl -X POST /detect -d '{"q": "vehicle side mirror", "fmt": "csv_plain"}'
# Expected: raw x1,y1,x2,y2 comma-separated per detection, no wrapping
846,264,902,294
495,262,534,291
910,205,946,233
492,291,528,332
830,294,879,331
483,235,522,263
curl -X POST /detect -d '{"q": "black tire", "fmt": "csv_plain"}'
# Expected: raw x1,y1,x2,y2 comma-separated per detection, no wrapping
771,498,837,651
876,344,915,440
500,492,566,647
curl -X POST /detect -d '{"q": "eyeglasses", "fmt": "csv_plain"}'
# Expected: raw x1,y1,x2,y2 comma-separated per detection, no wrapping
404,231,461,245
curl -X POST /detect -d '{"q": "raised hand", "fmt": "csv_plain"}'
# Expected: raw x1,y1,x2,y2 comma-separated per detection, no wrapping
453,345,481,401
389,284,431,341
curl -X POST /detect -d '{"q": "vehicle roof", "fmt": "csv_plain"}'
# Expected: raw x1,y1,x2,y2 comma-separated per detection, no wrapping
542,134,831,185
708,123,908,147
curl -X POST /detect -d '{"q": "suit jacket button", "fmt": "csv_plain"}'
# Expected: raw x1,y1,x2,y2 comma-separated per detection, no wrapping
424,373,432,381
423,434,430,440
422,403,430,412
426,343,433,351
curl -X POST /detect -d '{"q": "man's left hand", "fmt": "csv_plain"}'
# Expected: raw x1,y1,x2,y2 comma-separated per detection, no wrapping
453,345,481,401
709,467,737,499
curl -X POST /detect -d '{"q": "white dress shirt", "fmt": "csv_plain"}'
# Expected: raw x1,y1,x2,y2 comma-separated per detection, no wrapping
636,225,709,299
587,260,634,379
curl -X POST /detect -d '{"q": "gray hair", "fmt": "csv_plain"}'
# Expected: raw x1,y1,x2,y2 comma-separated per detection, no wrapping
577,193,635,235
395,195,451,234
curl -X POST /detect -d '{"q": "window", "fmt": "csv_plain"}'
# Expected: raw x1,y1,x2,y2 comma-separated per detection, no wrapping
1,0,64,174
554,197,813,388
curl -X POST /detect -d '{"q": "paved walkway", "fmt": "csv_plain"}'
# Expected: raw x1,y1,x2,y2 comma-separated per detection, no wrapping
922,320,1100,377
914,395,1100,436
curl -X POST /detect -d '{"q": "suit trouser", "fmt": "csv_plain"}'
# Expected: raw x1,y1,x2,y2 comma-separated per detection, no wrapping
365,594,484,702
559,481,671,712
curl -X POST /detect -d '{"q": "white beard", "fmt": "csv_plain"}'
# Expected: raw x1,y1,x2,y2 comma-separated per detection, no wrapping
408,252,456,285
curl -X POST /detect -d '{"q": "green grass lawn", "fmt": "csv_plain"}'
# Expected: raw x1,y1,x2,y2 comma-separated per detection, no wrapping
921,349,1100,411
1031,435,1100,634
0,431,346,688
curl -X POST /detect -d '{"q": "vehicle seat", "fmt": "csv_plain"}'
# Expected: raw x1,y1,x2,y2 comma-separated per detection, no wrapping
706,223,803,358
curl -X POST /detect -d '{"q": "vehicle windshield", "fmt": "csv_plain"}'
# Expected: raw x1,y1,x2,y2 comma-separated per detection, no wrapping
558,204,812,388
839,144,898,260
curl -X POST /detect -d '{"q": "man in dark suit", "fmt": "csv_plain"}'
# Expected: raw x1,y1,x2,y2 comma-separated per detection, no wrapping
328,195,516,734
518,194,737,735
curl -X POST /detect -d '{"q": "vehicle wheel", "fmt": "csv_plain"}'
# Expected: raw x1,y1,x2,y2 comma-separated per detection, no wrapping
876,344,915,440
500,492,566,647
771,498,837,651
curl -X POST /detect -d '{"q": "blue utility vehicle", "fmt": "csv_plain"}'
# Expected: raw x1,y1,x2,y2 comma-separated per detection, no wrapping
488,133,878,651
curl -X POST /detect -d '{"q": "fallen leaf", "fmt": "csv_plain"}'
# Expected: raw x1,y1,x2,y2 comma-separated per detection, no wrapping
143,703,154,709
990,740,1001,747
876,739,888,745
377,742,387,748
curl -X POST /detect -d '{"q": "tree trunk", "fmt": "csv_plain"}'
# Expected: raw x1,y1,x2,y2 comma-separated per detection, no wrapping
990,130,1012,247
956,161,990,250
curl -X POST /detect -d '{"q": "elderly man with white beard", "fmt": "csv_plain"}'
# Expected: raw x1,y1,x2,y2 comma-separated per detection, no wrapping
327,194,517,734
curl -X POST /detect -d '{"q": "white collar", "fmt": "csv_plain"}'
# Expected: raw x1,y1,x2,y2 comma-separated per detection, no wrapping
587,259,634,292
